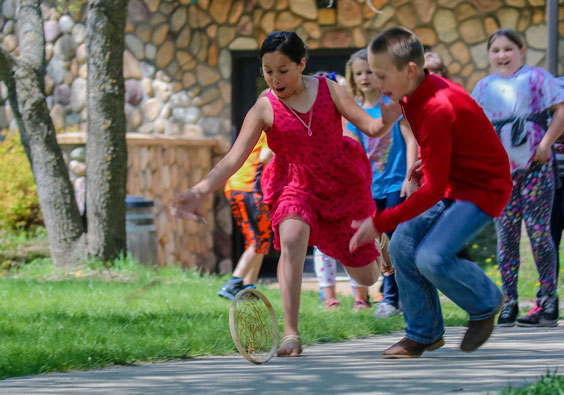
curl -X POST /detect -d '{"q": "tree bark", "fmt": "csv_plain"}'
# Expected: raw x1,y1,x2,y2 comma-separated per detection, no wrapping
0,0,87,267
85,0,128,260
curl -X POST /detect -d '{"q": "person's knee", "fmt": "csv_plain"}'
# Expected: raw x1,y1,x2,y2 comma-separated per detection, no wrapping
415,245,448,278
350,263,380,286
355,275,377,287
388,231,412,267
279,227,308,257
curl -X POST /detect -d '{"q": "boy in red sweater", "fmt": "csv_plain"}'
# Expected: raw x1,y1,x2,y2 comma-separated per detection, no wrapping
350,27,512,358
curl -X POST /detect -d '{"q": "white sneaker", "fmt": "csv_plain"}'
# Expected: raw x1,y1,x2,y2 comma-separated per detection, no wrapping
373,302,401,318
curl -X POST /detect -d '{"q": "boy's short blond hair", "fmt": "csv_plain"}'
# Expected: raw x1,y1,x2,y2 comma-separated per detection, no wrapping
368,27,425,70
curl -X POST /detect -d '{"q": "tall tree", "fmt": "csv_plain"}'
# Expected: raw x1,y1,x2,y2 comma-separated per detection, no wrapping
0,0,128,267
85,0,128,260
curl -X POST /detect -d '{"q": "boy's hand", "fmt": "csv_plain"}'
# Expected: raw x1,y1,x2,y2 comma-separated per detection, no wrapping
400,178,417,197
170,189,207,223
407,159,423,187
349,217,380,252
380,100,402,126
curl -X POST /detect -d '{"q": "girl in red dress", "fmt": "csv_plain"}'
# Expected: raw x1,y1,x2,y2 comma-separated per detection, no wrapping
173,31,395,357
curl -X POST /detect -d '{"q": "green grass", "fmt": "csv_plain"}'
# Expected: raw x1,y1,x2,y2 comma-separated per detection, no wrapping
0,252,469,380
499,371,564,394
0,227,49,265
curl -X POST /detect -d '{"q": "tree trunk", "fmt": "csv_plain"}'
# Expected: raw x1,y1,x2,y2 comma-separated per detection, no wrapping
0,0,87,267
85,0,128,260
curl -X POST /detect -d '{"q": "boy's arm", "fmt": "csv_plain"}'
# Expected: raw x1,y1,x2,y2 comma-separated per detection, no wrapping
399,119,418,197
533,102,564,162
372,105,453,233
352,116,451,251
325,78,397,138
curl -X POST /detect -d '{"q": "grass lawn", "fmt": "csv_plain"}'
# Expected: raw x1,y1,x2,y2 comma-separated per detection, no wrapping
0,224,562,389
0,255,446,380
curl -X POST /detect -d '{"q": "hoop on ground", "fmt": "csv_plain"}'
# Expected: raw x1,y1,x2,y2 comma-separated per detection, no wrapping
229,288,279,364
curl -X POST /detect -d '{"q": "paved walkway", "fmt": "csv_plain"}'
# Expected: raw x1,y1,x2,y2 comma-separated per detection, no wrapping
1,323,563,394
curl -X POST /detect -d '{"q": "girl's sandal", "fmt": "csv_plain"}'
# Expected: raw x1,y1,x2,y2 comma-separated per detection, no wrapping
276,335,303,357
324,299,341,310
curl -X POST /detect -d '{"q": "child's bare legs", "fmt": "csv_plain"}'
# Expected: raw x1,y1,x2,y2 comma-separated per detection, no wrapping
345,262,380,287
348,271,374,310
323,286,338,301
277,217,310,357
232,247,265,285
354,286,368,301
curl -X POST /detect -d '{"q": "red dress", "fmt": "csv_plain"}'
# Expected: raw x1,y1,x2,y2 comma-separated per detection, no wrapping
262,77,379,267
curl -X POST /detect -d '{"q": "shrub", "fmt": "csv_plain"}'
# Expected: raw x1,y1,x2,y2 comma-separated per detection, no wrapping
0,131,43,230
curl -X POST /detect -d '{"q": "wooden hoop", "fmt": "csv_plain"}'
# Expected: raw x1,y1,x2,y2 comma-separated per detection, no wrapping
229,288,279,364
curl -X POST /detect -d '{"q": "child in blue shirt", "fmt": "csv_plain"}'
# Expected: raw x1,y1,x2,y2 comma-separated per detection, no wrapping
345,48,418,318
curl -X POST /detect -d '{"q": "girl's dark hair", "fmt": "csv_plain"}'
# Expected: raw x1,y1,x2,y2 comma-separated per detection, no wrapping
259,31,307,65
487,28,524,50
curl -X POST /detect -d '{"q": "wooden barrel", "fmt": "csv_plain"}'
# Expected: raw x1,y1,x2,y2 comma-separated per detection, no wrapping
126,195,158,266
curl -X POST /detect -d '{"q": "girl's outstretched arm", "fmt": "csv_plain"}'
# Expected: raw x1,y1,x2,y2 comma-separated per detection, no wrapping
326,78,398,138
173,98,269,221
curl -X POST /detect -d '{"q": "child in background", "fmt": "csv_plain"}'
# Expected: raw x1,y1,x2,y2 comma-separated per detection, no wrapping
351,27,512,358
313,246,371,310
551,123,564,283
472,28,564,327
173,31,391,357
218,131,274,299
548,77,564,304
345,48,418,319
423,52,449,79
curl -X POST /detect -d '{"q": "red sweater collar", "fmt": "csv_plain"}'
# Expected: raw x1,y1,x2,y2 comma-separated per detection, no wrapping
400,70,433,109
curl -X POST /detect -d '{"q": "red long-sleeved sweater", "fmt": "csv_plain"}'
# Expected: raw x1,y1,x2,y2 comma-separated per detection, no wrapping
372,73,513,234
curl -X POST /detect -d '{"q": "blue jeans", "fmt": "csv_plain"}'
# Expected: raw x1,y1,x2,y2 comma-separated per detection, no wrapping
388,199,503,344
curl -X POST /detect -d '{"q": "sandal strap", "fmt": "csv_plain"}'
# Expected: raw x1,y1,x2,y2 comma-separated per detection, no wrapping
280,334,302,349
325,299,340,307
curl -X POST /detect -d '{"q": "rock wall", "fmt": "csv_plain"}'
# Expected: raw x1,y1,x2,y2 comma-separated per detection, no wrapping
57,132,229,270
2,0,564,269
1,0,563,137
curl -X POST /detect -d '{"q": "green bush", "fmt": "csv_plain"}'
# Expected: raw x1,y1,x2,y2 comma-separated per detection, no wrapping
0,132,43,230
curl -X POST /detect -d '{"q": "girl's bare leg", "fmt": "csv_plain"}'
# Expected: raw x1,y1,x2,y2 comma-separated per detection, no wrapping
323,285,338,301
276,217,310,357
345,261,380,287
354,286,369,301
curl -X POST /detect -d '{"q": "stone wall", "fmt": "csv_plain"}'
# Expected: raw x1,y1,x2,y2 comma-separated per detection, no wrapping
2,0,564,269
57,132,229,270
1,0,563,137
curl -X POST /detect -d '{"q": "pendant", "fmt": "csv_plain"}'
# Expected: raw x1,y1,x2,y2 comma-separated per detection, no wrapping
307,127,312,136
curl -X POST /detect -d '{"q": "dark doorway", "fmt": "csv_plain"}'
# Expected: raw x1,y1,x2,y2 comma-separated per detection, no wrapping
230,48,358,277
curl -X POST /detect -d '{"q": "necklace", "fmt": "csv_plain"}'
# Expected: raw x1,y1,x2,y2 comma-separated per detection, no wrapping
274,77,313,136
280,100,313,136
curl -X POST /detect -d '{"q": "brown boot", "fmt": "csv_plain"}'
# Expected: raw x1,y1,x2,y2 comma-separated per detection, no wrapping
460,296,504,352
382,337,445,359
